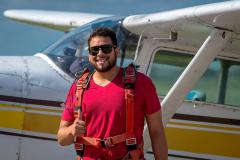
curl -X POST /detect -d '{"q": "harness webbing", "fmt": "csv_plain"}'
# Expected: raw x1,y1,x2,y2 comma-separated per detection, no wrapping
122,63,140,160
74,64,142,159
124,65,135,139
74,68,92,157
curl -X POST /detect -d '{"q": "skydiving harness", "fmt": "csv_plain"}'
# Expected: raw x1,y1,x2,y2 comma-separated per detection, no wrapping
74,63,143,160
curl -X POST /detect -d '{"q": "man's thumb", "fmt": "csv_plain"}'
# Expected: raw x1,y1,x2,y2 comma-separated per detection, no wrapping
78,109,82,120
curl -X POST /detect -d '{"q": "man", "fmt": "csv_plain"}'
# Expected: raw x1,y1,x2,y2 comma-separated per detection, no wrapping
57,27,168,160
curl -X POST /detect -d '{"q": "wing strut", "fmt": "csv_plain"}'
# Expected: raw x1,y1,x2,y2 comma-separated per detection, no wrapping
143,28,233,153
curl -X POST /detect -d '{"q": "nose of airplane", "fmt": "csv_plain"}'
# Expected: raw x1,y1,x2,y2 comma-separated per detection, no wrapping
0,55,72,106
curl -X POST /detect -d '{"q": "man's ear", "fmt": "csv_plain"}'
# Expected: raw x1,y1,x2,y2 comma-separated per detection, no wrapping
115,47,120,56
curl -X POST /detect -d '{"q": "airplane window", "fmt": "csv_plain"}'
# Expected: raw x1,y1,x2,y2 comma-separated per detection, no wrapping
193,59,220,103
224,63,240,107
44,27,91,76
149,50,218,102
42,16,138,77
150,50,240,107
194,59,240,107
149,50,192,97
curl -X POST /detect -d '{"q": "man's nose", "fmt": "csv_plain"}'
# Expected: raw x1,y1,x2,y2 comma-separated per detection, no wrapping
97,49,105,55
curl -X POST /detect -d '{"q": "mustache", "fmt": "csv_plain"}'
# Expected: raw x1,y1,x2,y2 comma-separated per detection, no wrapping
94,56,109,61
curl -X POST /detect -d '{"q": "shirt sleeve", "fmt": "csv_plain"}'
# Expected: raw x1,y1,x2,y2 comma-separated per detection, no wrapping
137,73,161,114
61,80,77,122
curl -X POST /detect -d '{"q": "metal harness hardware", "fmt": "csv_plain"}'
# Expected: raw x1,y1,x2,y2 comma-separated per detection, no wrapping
98,137,114,148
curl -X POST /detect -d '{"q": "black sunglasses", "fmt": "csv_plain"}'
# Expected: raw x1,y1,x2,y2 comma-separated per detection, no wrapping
88,44,116,56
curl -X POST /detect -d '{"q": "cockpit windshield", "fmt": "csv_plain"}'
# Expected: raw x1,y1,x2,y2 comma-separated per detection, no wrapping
43,16,139,77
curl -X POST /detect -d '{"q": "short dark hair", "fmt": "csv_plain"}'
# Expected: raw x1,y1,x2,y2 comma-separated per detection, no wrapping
88,27,118,47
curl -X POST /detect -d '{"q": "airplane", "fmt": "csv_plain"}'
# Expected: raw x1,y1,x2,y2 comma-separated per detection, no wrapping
0,0,240,159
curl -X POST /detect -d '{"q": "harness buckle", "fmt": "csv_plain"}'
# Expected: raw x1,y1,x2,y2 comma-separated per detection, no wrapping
122,63,136,85
77,72,92,89
99,137,114,148
126,138,137,151
126,138,136,146
75,144,84,150
77,80,88,89
75,144,84,157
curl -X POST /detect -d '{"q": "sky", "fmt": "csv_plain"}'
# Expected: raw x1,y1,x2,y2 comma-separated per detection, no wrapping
0,0,228,56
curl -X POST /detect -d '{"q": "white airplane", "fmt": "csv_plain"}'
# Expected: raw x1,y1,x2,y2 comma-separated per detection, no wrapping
1,1,240,159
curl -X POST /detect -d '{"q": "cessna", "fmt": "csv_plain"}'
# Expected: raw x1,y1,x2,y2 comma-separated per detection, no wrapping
0,1,240,159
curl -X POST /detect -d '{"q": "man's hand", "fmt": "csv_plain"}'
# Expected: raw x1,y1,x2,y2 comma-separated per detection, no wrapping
71,109,86,137
57,109,86,146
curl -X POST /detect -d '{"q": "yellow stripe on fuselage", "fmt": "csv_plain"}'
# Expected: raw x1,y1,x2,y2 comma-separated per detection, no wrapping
169,120,240,132
166,126,240,158
0,109,24,130
0,103,62,134
0,103,62,113
23,112,60,134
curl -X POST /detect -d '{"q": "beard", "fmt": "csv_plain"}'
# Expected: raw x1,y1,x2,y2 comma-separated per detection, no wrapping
90,53,117,72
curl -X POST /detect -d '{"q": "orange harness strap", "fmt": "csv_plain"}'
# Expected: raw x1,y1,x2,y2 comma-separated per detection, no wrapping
74,68,92,157
123,63,140,160
74,64,142,159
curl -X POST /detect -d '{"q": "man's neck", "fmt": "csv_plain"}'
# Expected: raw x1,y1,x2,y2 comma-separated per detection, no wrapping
93,66,120,86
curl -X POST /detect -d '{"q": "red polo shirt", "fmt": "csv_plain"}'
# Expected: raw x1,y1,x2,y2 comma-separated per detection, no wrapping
61,68,161,159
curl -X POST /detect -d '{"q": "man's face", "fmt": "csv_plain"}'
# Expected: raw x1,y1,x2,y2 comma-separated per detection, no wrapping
88,36,119,72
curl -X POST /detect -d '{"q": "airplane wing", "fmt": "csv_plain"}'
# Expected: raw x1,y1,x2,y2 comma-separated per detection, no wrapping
123,1,240,57
4,10,112,32
123,1,240,35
